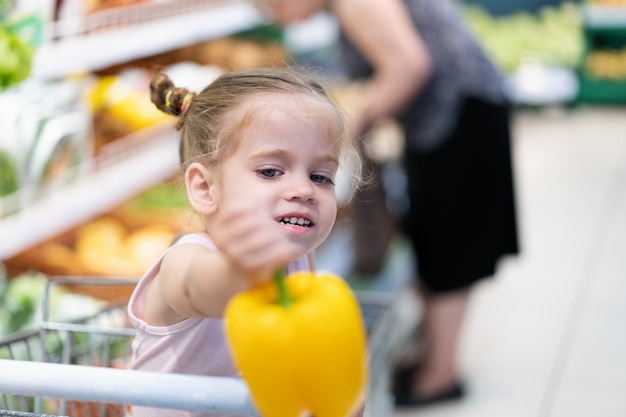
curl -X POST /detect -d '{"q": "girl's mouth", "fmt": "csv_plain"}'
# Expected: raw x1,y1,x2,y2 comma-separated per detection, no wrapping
278,217,312,227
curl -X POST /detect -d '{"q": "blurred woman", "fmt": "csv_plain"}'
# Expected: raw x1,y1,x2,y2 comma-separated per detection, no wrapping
263,0,519,407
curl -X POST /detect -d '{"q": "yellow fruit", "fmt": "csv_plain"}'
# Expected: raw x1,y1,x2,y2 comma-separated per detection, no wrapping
75,218,126,254
87,76,117,112
75,218,127,268
125,226,176,271
108,95,169,131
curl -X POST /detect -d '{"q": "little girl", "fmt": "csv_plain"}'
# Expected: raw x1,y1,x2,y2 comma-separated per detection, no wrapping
127,67,362,417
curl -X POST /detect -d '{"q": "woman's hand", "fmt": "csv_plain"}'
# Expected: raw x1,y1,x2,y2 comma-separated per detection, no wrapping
332,0,432,123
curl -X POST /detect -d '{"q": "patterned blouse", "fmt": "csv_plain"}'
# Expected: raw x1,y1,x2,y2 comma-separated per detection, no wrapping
339,0,507,151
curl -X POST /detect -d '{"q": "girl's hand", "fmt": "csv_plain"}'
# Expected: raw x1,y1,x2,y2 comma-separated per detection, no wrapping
211,207,300,285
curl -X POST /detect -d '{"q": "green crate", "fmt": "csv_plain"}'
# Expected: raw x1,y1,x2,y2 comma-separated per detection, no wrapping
577,75,626,104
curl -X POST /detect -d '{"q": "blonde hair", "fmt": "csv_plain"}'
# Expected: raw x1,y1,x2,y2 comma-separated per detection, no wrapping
150,67,362,197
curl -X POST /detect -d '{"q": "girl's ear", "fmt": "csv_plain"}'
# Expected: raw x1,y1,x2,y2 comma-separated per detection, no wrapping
185,162,219,215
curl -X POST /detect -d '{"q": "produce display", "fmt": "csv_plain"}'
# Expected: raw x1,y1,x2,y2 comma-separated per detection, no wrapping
87,70,172,149
0,26,287,212
0,150,18,197
0,0,45,91
0,23,33,89
578,1,626,102
585,47,626,79
463,3,584,73
588,0,626,4
75,218,176,276
225,270,368,417
0,272,103,338
5,217,173,278
0,76,93,219
4,181,200,282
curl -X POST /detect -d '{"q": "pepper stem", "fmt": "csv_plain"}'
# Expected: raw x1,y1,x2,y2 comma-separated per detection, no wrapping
274,268,292,308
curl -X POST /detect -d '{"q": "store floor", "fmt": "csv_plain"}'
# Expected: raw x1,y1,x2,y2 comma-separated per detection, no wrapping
389,105,626,417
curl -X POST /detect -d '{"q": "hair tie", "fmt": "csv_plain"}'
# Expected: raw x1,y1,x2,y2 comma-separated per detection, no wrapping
165,89,173,108
181,92,193,112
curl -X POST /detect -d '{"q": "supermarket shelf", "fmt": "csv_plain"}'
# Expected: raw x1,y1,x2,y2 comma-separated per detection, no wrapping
32,1,267,79
0,127,180,261
579,4,626,104
0,1,269,261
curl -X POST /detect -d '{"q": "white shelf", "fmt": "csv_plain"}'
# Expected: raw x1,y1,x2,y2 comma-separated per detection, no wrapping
0,127,180,261
505,65,579,105
33,1,267,79
581,4,626,30
0,1,271,261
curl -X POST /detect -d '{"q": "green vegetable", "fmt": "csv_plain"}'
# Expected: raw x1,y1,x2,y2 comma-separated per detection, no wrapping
0,24,33,89
0,150,18,197
0,273,106,338
463,4,584,73
0,273,48,335
132,182,190,210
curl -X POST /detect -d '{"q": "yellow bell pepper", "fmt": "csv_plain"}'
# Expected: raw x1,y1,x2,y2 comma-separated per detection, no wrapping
224,269,368,417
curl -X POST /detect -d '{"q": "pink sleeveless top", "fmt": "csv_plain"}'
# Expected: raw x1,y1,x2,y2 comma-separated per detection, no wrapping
128,233,311,417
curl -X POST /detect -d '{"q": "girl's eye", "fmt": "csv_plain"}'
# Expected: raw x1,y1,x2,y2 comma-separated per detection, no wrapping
258,168,282,179
311,173,335,185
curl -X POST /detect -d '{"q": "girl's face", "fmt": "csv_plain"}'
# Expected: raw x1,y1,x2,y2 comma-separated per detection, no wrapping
212,95,340,258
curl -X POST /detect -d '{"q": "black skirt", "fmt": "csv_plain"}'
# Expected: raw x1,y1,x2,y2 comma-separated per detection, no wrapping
401,96,519,294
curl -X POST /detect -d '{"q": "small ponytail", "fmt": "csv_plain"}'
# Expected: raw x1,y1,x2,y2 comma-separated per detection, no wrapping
150,73,195,119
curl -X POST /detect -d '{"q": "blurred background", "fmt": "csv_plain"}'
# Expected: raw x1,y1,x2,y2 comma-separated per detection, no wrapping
0,0,625,416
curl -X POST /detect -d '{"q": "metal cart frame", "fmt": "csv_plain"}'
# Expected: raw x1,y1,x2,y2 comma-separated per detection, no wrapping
0,277,407,417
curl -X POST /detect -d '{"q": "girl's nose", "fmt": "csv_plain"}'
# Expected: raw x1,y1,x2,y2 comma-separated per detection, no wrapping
286,176,316,202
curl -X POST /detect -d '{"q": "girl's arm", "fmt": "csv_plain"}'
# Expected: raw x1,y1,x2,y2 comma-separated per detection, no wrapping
331,0,432,135
144,243,249,325
144,208,303,324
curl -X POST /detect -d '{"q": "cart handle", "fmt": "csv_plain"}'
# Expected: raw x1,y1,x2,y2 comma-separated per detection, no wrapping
0,359,259,416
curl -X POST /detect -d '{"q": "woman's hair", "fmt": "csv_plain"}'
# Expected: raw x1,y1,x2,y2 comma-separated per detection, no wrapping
150,67,362,195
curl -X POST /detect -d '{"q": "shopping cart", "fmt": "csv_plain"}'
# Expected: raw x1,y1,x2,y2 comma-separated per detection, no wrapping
0,276,406,417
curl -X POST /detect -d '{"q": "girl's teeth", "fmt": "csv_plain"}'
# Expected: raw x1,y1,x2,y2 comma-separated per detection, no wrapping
281,217,310,226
